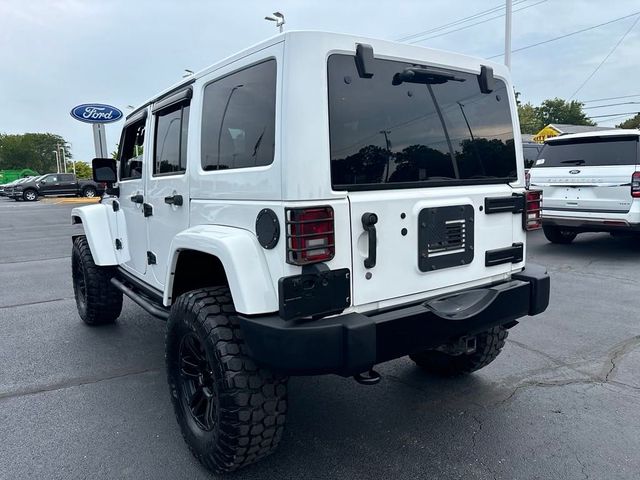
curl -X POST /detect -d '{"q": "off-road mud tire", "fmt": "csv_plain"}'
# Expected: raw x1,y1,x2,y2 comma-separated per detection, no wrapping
71,235,122,325
166,286,288,474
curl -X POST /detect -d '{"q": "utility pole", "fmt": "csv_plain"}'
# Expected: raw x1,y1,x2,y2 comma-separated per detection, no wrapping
505,0,512,69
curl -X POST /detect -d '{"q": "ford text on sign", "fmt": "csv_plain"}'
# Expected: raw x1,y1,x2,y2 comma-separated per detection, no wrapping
70,104,123,124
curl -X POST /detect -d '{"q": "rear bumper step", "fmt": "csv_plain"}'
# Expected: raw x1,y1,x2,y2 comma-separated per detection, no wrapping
239,264,550,376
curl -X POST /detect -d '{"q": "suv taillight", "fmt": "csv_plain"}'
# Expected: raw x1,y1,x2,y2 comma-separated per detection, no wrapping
631,172,640,198
286,207,335,265
524,190,542,231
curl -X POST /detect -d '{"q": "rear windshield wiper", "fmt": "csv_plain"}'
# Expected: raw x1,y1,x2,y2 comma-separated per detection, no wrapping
392,67,466,86
560,159,585,165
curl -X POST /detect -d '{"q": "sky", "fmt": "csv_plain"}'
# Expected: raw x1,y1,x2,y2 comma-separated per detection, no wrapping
1,0,640,163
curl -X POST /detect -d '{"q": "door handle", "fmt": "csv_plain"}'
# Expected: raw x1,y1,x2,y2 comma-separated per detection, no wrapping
130,194,144,203
361,212,378,269
164,194,183,206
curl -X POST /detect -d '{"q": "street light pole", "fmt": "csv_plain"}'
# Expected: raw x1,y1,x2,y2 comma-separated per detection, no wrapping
52,150,60,173
58,144,68,173
505,0,512,69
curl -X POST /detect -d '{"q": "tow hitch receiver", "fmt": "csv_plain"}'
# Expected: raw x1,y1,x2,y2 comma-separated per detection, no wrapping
436,335,477,356
354,368,381,385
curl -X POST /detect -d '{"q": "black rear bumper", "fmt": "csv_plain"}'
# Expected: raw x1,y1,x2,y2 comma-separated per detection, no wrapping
239,265,550,376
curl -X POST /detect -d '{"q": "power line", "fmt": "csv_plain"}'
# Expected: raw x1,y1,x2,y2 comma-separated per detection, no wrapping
396,0,529,42
589,111,640,119
583,101,640,110
596,113,637,124
487,10,640,58
409,0,547,44
569,14,640,100
583,93,640,103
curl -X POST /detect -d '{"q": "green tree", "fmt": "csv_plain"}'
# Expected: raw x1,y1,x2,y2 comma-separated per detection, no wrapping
616,113,640,129
518,102,544,134
537,98,595,127
0,133,72,173
67,161,93,179
517,97,595,134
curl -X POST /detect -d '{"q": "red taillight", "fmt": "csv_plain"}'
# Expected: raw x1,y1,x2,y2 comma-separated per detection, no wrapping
524,190,542,231
631,172,640,198
286,207,335,265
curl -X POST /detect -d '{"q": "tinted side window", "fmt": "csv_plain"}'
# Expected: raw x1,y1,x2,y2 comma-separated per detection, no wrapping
120,117,146,180
154,103,190,175
59,173,75,182
201,60,276,171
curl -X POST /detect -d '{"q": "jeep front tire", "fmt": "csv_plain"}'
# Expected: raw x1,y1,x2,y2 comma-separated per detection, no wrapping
409,326,508,377
71,236,123,325
166,286,288,474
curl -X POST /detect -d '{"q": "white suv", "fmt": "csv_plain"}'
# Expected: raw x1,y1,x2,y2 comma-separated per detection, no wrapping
70,31,549,473
529,130,640,243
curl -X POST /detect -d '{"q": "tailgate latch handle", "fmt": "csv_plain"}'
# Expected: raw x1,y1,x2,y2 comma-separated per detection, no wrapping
361,212,378,269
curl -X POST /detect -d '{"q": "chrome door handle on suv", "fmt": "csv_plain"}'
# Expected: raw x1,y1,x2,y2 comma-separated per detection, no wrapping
361,212,378,269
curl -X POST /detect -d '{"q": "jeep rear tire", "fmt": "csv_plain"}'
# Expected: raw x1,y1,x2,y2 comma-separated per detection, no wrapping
166,287,288,474
542,225,577,244
410,326,508,377
71,236,122,325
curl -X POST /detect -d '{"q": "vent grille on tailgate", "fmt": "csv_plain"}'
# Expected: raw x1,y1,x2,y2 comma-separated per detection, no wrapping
427,220,466,255
418,205,474,272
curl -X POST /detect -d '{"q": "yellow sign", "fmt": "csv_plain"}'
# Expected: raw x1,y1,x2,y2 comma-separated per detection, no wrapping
533,125,561,143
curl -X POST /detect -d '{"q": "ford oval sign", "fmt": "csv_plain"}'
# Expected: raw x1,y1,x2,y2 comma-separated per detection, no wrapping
70,104,123,124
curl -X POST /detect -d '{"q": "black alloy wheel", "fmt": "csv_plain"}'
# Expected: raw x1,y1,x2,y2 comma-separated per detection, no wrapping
178,332,218,432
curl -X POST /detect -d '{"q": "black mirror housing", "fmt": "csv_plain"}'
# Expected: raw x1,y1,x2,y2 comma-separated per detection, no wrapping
92,158,117,185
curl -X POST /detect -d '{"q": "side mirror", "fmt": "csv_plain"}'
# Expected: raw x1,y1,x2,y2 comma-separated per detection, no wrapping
92,158,117,184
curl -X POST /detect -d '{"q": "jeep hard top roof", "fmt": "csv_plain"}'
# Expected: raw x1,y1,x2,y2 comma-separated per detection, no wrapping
126,30,511,120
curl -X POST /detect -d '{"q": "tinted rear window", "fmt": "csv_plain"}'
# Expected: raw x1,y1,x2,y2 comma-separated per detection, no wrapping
328,54,516,190
536,137,639,167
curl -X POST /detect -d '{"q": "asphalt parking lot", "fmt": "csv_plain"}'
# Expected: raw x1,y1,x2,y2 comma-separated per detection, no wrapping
1,198,639,480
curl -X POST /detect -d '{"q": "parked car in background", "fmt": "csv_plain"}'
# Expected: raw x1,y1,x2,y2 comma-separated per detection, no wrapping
529,130,640,243
2,177,38,199
9,173,104,201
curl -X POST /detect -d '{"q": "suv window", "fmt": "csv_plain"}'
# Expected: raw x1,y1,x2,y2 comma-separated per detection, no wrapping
535,136,639,167
154,103,190,175
523,143,543,168
201,59,276,171
328,55,516,190
120,117,146,180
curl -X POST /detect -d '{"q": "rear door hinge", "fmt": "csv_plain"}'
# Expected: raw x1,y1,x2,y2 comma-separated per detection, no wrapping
115,238,123,250
143,203,153,217
147,251,157,265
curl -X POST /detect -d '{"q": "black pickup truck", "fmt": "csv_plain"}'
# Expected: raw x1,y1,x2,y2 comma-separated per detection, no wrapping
9,173,104,201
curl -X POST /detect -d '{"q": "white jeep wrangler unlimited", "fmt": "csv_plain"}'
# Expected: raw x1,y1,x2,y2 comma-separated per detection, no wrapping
71,31,550,473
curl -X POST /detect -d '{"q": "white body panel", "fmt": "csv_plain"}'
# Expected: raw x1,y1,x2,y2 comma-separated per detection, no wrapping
71,204,121,265
164,225,277,314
